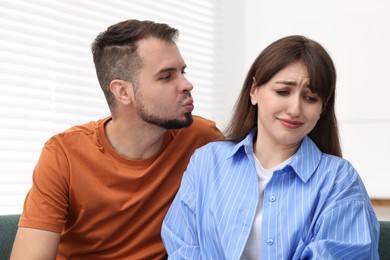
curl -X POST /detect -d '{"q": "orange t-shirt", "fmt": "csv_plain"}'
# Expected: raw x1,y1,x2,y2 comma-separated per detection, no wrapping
19,116,222,259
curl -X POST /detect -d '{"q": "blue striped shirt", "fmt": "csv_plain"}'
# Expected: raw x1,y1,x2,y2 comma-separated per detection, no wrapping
162,130,379,259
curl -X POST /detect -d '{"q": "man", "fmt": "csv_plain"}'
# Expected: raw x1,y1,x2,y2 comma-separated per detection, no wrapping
11,19,222,259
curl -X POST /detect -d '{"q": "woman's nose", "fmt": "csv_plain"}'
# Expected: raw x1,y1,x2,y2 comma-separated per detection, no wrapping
287,96,302,117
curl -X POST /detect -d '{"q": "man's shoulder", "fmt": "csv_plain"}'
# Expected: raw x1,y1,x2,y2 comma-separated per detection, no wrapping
46,117,109,146
191,115,217,128
181,115,222,138
61,117,108,135
167,116,222,148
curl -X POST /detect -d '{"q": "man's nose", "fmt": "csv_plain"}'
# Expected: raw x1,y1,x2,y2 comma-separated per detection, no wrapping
180,76,193,93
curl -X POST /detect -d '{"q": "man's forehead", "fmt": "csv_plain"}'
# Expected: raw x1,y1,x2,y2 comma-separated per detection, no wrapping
137,38,185,72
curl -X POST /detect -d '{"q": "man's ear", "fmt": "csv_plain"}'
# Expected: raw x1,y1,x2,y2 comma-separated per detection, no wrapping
109,80,133,105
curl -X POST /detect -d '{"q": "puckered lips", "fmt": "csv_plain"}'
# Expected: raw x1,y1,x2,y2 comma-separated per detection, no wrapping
183,99,194,112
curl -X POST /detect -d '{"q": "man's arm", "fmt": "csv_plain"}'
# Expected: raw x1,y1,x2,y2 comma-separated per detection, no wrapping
10,227,60,260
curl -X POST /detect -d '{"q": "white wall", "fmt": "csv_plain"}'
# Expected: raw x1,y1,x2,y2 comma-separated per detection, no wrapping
240,0,390,198
212,0,245,129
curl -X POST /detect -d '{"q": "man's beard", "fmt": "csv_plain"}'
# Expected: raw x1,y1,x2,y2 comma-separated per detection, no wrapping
134,97,193,129
133,89,193,129
139,110,193,129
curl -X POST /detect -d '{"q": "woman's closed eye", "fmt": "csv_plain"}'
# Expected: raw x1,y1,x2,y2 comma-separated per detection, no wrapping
276,90,290,96
303,95,319,103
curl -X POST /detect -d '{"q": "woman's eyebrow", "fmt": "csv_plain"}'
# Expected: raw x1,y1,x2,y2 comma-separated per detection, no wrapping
275,80,312,89
275,80,297,86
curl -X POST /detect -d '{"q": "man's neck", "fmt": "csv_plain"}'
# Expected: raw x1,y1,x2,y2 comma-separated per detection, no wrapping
104,116,166,160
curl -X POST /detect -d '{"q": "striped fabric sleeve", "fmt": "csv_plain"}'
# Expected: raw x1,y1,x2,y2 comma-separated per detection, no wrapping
300,199,379,259
161,164,201,260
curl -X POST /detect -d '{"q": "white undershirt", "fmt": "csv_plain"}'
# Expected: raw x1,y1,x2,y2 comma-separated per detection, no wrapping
240,154,292,260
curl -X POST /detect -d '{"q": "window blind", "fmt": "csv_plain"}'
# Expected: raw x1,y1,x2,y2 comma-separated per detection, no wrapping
0,0,227,214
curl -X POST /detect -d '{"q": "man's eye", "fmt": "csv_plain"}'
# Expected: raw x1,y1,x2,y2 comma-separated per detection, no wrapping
160,74,171,80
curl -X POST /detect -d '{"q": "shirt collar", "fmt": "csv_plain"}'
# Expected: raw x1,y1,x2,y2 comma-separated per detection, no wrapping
289,136,322,182
227,129,256,159
228,129,322,183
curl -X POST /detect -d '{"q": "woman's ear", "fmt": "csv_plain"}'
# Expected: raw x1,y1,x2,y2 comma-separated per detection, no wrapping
249,77,258,105
109,80,133,105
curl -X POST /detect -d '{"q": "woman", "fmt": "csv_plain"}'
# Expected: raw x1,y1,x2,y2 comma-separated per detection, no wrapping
161,35,379,259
